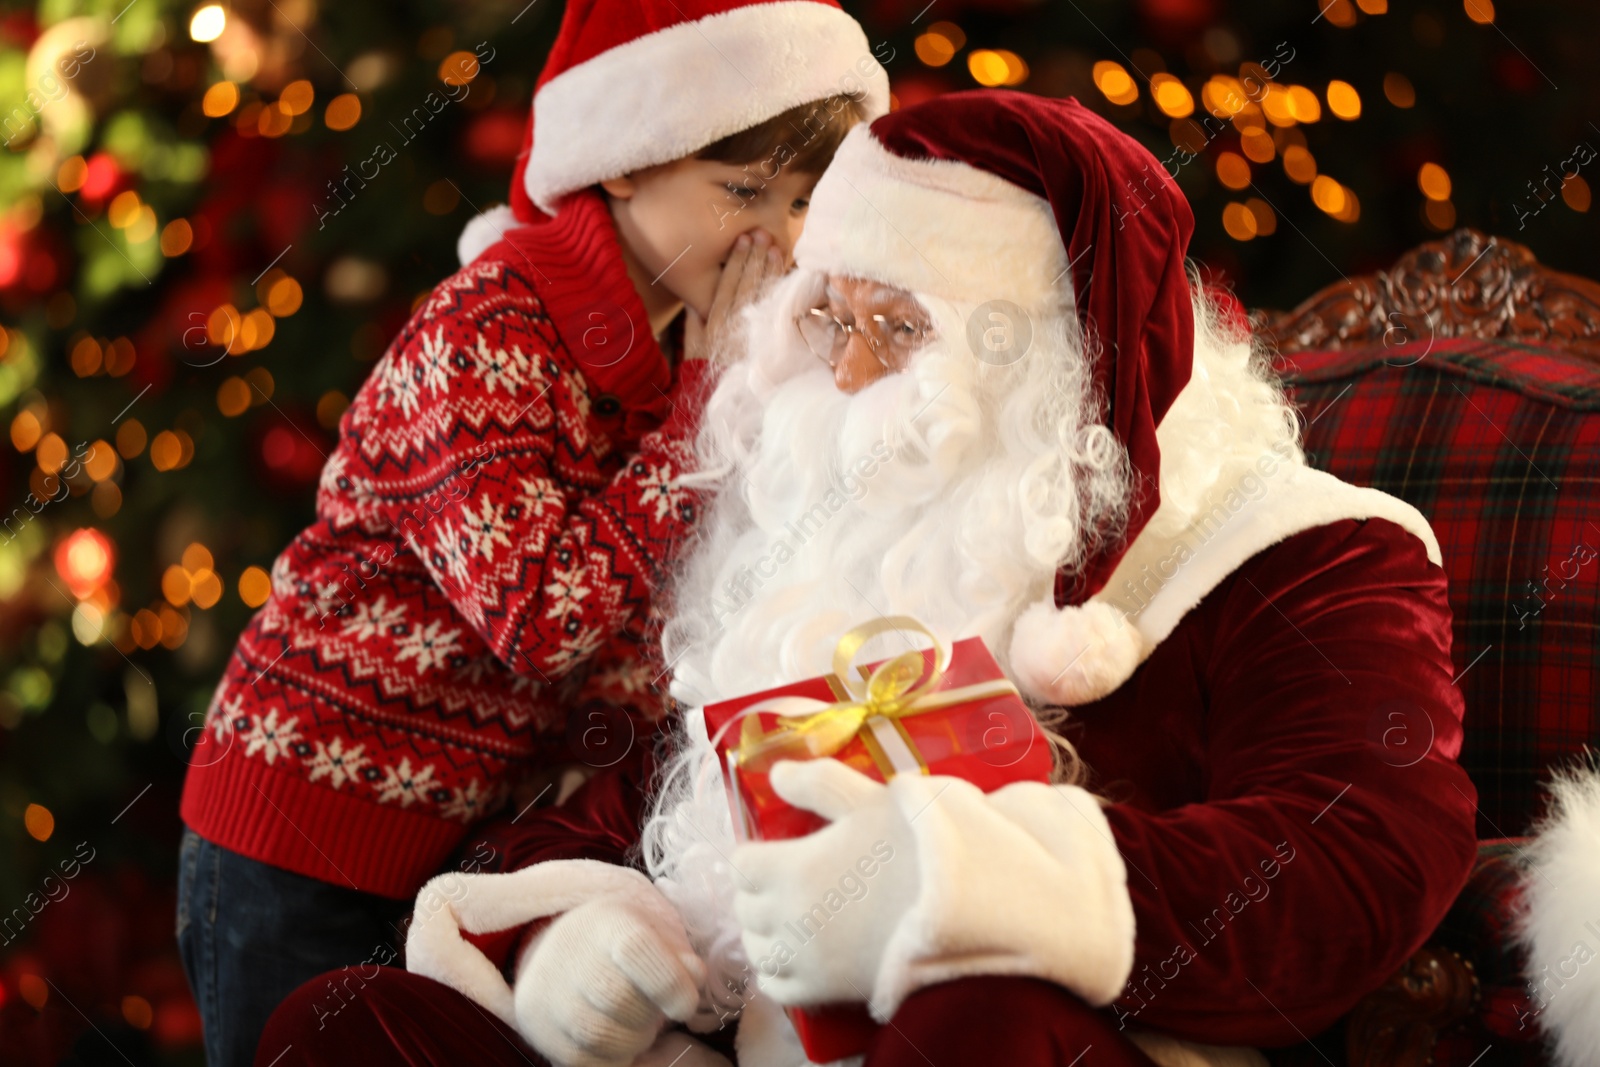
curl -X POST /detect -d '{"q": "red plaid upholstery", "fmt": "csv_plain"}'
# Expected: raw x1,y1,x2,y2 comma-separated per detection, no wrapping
1275,336,1600,839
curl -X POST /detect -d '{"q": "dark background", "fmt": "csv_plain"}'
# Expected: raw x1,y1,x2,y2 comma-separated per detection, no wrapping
0,0,1595,1061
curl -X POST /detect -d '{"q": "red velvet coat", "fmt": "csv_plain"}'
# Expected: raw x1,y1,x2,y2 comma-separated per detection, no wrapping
443,515,1478,1049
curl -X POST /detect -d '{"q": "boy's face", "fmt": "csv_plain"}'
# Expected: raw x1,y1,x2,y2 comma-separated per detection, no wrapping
603,156,820,319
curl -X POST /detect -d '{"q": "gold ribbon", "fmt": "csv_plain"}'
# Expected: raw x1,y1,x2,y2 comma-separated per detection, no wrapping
731,616,1019,774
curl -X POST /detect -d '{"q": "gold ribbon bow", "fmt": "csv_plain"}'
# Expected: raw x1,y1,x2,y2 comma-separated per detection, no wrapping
731,616,1017,775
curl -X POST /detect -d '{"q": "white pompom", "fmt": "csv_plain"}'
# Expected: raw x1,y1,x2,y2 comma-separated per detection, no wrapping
1007,598,1147,706
456,204,520,267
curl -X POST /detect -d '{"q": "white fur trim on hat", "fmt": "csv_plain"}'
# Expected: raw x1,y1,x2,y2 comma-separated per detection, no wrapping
527,2,890,214
793,124,1071,309
1515,758,1600,1067
457,203,520,266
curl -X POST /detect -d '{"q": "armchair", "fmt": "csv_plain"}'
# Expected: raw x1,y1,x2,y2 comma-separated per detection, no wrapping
1252,229,1600,1067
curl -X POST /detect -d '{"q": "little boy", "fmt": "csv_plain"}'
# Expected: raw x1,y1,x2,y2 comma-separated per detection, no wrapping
175,0,888,1062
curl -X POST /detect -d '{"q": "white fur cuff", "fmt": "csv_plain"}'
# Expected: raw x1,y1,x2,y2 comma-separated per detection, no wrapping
870,775,1136,1021
405,859,655,1026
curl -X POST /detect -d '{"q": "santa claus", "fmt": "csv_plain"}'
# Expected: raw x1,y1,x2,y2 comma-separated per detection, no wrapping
629,89,1480,1066
271,91,1482,1067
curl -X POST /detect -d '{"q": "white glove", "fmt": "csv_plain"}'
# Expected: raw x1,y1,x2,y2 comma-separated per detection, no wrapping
732,759,1136,1022
731,758,919,1008
514,879,707,1067
404,859,711,1067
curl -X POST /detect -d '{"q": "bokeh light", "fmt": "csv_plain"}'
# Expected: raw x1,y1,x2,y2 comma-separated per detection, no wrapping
189,4,226,43
1418,162,1452,201
1093,61,1139,106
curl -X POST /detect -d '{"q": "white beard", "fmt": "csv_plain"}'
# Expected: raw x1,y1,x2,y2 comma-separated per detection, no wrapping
663,270,1131,708
641,269,1130,1039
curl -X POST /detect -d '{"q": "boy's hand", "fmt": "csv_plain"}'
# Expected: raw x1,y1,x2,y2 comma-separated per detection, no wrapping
683,230,787,364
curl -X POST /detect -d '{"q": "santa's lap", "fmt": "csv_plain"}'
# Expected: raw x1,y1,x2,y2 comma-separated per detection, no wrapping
254,966,1161,1067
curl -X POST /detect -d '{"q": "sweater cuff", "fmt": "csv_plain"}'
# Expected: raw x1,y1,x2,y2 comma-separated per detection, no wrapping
869,778,1136,1021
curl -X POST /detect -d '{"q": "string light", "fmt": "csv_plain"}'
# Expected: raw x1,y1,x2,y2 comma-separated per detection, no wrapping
24,803,55,842
1151,74,1194,119
55,529,115,599
1327,81,1362,119
1216,152,1252,190
189,4,226,43
239,566,273,608
968,49,1027,87
1223,202,1258,241
1093,61,1139,106
325,93,362,131
1384,73,1416,108
202,82,239,117
1419,162,1452,201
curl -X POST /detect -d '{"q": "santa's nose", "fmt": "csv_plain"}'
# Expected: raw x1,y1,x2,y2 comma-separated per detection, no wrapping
833,331,886,394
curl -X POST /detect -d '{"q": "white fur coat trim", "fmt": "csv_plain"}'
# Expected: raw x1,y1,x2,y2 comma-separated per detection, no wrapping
526,2,890,215
871,776,1135,1020
1515,759,1600,1067
794,124,1070,309
1009,460,1442,706
404,859,657,1026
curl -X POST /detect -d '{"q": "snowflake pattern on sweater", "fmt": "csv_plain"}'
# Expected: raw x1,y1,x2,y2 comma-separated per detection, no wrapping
181,211,712,893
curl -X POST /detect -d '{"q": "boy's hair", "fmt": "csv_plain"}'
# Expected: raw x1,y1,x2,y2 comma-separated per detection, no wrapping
696,94,870,174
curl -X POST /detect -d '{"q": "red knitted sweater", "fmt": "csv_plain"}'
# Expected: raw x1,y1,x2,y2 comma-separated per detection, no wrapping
179,191,714,898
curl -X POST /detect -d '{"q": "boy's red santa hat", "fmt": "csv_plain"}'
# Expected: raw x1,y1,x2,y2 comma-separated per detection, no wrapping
795,90,1440,707
459,0,890,263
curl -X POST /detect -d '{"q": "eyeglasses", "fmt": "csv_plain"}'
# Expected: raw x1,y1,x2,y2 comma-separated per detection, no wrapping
795,304,936,372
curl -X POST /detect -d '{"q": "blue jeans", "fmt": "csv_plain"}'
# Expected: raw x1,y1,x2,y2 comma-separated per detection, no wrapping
175,826,413,1067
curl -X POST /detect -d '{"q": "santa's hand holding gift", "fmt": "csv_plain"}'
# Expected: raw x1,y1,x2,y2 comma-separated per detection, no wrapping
397,89,1479,1067
640,88,1478,1065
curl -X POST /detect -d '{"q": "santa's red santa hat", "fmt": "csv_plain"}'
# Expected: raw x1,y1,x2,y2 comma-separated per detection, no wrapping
796,90,1443,708
458,0,891,264
794,89,1198,704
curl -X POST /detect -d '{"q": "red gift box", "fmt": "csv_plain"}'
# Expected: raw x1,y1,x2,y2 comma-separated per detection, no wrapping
702,617,1053,1063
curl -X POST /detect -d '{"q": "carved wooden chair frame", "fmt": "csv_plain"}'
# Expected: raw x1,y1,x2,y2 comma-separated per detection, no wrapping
1253,226,1600,364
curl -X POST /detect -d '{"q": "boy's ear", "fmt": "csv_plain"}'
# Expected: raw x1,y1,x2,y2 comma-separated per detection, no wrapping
599,174,636,199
